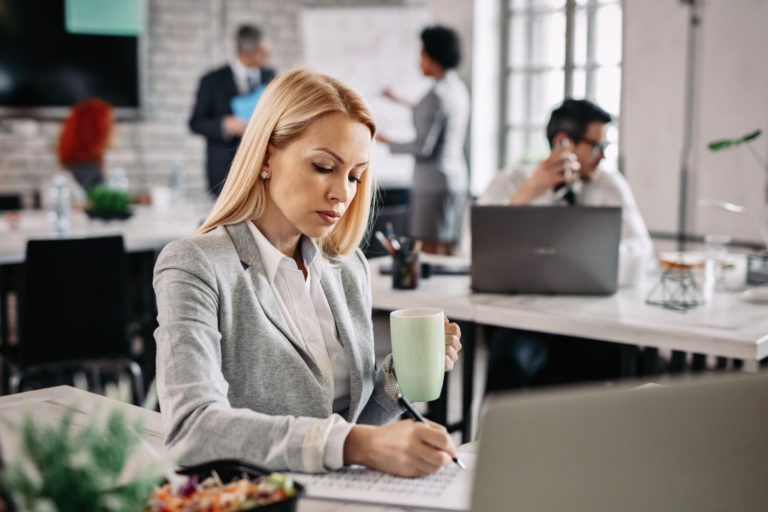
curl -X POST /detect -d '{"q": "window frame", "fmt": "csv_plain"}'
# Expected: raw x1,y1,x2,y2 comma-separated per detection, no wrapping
499,0,623,170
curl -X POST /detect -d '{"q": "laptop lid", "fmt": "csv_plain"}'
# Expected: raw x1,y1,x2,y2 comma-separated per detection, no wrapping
470,205,621,294
471,374,768,512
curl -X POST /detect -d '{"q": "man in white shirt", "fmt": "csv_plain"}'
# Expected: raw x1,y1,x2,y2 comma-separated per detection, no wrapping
479,98,653,280
479,99,652,391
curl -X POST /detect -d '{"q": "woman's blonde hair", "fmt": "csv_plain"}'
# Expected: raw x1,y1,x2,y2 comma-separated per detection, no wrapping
198,68,377,257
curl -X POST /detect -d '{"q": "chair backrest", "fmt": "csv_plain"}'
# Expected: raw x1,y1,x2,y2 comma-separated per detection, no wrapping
21,236,130,366
0,194,22,211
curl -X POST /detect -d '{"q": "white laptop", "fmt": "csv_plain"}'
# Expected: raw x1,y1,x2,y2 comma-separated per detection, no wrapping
471,373,768,512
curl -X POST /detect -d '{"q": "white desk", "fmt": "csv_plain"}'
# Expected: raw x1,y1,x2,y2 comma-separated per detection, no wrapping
472,281,768,371
0,386,469,512
0,204,209,265
370,256,768,371
371,255,768,441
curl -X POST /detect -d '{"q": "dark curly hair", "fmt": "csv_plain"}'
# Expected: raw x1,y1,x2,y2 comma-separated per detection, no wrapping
420,25,461,70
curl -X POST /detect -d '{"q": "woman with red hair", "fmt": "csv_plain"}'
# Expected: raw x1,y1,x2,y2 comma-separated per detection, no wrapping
57,98,114,190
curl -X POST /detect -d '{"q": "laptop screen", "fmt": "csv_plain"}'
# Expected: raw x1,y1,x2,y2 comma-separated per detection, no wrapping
470,205,621,295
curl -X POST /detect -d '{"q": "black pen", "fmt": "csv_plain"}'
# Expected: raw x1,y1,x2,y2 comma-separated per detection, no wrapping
397,392,466,470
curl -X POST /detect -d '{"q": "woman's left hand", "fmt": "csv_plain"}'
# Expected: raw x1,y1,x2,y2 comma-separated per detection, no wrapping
444,316,462,372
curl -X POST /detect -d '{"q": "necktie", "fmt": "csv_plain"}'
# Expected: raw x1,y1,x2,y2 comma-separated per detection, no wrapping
553,184,577,206
563,187,577,206
247,73,259,93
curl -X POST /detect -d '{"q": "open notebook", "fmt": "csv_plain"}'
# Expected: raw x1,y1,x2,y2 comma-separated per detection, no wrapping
288,452,476,510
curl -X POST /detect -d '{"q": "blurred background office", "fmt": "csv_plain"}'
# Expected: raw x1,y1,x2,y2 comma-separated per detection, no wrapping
0,0,767,401
1,0,765,250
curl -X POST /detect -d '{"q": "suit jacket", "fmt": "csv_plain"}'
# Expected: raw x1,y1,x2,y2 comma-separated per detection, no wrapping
188,65,276,196
153,221,402,472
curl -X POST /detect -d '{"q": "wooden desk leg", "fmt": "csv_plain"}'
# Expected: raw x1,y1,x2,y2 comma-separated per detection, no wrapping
461,321,476,443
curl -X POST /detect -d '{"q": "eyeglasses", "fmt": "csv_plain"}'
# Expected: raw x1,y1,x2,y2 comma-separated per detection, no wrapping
578,137,610,157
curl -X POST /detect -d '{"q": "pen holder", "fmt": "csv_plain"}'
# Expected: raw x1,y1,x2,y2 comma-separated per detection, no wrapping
392,250,420,289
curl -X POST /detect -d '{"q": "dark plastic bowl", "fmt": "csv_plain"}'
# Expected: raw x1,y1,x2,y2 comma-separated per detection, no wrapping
174,459,304,512
84,208,133,221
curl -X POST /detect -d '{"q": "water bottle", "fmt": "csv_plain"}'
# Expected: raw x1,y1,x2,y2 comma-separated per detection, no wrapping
169,162,184,206
169,162,184,191
48,173,71,232
109,167,130,192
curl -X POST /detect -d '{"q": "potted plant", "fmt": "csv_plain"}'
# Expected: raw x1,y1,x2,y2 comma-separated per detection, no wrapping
707,129,768,284
1,408,162,512
86,186,132,221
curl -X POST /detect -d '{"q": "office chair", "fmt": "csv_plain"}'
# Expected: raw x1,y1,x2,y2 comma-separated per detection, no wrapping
0,194,22,211
5,236,144,403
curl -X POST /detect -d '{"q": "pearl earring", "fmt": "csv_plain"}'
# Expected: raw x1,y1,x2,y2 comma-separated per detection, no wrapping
260,171,269,180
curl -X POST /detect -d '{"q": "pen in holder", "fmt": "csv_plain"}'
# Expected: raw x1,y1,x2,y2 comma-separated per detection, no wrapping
392,243,420,289
374,228,422,289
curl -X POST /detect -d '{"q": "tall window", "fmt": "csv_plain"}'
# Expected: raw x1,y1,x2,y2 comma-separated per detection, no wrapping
501,0,623,170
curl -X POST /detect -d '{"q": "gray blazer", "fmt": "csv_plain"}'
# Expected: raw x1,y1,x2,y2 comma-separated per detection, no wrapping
153,221,402,472
389,70,469,194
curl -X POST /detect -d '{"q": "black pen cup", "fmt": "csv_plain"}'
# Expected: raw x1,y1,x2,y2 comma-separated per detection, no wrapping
392,251,420,289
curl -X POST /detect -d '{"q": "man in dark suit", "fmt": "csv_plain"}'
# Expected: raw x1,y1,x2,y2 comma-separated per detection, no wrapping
189,25,276,196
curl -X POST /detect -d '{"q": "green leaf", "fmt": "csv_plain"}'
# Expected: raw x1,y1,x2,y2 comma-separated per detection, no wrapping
708,129,762,151
740,129,762,143
3,407,163,512
708,139,734,151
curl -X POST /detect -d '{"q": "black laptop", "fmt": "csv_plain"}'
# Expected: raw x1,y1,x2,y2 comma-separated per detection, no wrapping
470,205,621,294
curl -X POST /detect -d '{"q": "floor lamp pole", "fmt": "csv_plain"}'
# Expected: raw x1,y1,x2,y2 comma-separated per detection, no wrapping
678,0,701,251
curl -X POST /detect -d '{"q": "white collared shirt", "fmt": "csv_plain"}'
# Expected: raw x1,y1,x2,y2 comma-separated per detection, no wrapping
246,222,352,469
229,58,261,95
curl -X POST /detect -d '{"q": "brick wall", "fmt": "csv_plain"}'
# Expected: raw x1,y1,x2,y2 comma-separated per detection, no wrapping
0,0,472,205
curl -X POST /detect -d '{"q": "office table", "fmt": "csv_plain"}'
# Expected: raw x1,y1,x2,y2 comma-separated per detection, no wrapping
0,205,209,265
0,386,469,512
369,255,768,439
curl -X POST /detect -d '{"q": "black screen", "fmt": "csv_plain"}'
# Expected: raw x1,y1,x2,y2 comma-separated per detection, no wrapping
0,0,140,115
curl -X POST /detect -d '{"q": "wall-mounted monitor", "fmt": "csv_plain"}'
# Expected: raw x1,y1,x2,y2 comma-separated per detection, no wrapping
0,0,143,119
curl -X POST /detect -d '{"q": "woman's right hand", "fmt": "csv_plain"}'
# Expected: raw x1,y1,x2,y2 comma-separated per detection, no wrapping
381,88,412,108
381,87,400,102
343,420,456,478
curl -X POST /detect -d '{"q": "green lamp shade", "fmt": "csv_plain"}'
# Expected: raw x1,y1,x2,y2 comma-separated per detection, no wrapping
65,0,143,36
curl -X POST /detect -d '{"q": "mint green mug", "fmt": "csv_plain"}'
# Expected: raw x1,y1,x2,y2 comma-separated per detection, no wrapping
390,308,445,402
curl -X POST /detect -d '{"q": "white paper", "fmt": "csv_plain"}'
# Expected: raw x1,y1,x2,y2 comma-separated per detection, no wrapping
289,453,476,511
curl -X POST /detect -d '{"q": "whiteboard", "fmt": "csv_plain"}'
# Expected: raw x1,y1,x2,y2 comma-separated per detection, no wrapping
301,6,433,188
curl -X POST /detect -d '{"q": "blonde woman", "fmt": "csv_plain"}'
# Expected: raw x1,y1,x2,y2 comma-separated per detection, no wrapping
154,68,463,477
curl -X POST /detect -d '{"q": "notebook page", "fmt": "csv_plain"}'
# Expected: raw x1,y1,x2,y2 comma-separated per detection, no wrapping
288,453,476,511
